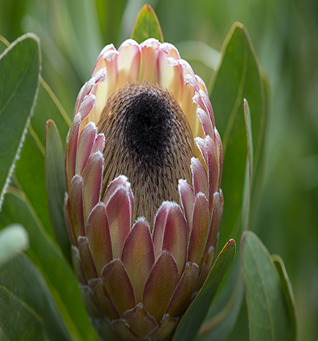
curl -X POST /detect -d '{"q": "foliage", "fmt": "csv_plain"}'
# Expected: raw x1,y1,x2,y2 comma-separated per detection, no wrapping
0,0,314,340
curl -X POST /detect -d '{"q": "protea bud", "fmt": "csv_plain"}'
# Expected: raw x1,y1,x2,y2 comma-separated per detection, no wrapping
64,38,223,340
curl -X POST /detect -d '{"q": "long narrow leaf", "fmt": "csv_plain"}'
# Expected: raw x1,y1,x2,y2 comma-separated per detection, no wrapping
272,255,297,341
45,120,71,265
0,34,40,209
241,231,292,341
210,23,266,249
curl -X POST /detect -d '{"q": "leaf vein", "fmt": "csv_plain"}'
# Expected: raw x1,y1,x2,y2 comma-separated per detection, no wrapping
0,285,44,324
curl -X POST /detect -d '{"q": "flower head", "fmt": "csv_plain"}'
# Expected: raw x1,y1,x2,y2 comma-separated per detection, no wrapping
64,38,223,340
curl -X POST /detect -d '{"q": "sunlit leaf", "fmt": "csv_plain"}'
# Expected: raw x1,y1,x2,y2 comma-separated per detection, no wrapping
45,120,71,265
131,5,164,43
210,23,266,249
0,224,29,265
241,231,291,341
172,239,236,341
272,255,297,341
0,253,73,341
0,189,99,341
0,34,40,209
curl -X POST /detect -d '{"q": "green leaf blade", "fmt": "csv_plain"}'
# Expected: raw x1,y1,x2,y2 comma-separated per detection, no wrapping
0,34,40,208
272,255,297,341
241,231,292,341
131,5,164,43
242,99,253,232
211,23,266,248
13,78,71,238
0,253,72,341
196,259,244,341
0,190,99,341
172,239,236,341
45,119,72,265
201,24,262,337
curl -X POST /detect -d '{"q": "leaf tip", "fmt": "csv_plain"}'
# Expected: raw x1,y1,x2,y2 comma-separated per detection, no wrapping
232,21,246,33
226,238,236,251
131,4,164,43
46,119,55,129
144,4,153,12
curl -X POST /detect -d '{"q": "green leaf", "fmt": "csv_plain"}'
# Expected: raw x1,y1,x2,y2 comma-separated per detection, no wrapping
250,70,269,226
0,189,99,341
241,231,292,341
196,258,244,341
0,34,40,209
0,224,29,265
0,253,72,341
210,23,266,248
0,35,71,239
198,86,255,341
272,255,297,341
172,239,236,341
13,77,71,239
242,99,253,232
131,5,164,43
0,327,8,340
45,119,72,265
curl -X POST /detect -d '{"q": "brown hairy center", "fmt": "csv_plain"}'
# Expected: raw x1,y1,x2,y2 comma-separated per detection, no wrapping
97,81,195,228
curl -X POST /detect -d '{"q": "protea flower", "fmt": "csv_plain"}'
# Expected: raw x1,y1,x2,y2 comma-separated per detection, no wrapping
64,38,223,340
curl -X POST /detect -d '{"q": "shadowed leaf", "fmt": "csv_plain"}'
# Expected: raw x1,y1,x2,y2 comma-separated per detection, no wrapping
172,239,236,341
210,23,266,249
196,258,243,341
197,86,255,341
0,253,72,341
241,231,292,341
272,255,297,341
0,189,99,341
45,120,72,265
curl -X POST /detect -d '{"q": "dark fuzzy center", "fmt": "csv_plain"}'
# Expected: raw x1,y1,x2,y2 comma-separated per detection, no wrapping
124,89,174,170
97,81,195,227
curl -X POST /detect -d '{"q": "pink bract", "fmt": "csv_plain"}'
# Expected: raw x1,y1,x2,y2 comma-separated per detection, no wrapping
64,38,223,341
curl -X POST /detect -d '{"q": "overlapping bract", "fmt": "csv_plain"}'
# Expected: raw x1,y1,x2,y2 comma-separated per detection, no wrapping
64,38,223,340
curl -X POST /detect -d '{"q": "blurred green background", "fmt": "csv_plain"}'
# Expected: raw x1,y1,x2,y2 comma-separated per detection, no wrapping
1,0,317,340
